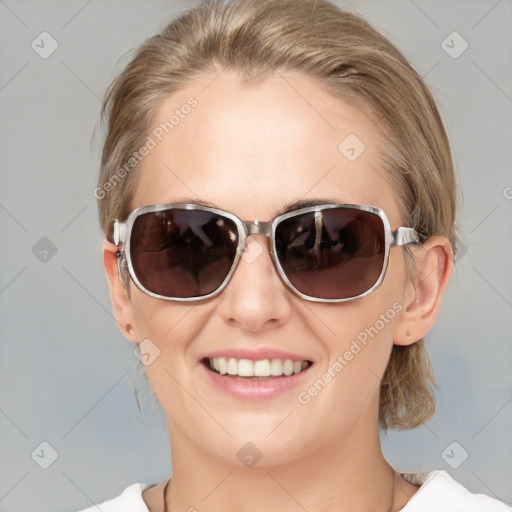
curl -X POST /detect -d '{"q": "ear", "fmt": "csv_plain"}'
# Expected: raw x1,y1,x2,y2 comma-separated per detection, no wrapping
394,236,454,346
103,239,138,342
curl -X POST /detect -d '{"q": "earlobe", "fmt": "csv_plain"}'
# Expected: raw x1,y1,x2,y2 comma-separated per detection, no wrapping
394,236,454,346
102,240,138,342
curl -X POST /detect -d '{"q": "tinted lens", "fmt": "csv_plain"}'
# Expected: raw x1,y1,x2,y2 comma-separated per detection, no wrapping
129,209,239,298
275,208,385,299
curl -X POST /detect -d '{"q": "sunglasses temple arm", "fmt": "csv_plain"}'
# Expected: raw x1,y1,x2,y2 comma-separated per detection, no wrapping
392,227,420,247
105,220,127,247
105,220,128,280
106,220,127,267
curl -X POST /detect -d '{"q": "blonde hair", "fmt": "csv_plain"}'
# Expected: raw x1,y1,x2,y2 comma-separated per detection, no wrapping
98,0,457,430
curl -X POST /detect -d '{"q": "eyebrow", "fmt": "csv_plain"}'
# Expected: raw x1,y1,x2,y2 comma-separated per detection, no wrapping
175,197,344,217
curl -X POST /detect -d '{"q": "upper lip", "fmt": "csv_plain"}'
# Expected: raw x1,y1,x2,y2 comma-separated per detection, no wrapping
200,348,313,363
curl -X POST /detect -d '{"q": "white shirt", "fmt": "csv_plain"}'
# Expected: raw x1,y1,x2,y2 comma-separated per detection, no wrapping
75,470,511,511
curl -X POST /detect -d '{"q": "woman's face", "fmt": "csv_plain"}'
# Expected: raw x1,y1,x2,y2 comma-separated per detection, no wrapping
122,70,413,465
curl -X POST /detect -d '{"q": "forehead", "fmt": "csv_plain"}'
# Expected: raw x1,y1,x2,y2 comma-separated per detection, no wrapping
131,70,401,224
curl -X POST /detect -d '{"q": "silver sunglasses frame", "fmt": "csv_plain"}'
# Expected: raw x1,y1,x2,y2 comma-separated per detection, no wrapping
109,202,420,303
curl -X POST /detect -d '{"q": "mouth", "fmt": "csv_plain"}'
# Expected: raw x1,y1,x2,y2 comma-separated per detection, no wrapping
201,357,313,380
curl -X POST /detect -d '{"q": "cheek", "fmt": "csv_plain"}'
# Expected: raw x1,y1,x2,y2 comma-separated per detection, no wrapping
129,291,201,380
307,271,406,399
320,299,399,378
286,302,399,450
130,287,198,342
129,295,203,418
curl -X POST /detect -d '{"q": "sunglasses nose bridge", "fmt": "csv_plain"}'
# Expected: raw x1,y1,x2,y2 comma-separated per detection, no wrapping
243,220,272,238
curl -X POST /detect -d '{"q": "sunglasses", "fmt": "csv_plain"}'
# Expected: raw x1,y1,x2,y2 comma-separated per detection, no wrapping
107,202,420,303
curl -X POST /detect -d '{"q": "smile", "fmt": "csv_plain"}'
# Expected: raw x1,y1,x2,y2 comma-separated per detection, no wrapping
203,357,313,379
200,354,314,400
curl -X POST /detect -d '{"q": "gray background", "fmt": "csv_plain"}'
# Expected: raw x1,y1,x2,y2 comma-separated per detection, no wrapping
0,1,511,511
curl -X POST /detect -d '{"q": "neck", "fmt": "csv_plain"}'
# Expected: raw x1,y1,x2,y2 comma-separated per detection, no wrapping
162,399,415,512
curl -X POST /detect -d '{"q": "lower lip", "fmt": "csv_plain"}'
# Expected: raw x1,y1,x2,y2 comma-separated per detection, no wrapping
200,362,311,401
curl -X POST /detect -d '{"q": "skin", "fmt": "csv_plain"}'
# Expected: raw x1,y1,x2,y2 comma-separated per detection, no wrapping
103,69,453,512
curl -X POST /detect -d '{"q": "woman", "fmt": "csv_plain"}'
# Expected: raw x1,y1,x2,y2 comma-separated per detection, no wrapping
79,0,510,510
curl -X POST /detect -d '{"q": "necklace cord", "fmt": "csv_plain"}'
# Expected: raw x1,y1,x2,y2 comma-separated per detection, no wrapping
163,476,171,512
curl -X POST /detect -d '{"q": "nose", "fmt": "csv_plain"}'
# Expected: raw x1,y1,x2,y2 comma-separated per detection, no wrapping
215,235,293,332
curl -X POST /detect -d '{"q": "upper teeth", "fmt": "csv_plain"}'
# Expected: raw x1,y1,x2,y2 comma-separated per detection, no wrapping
208,357,309,377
